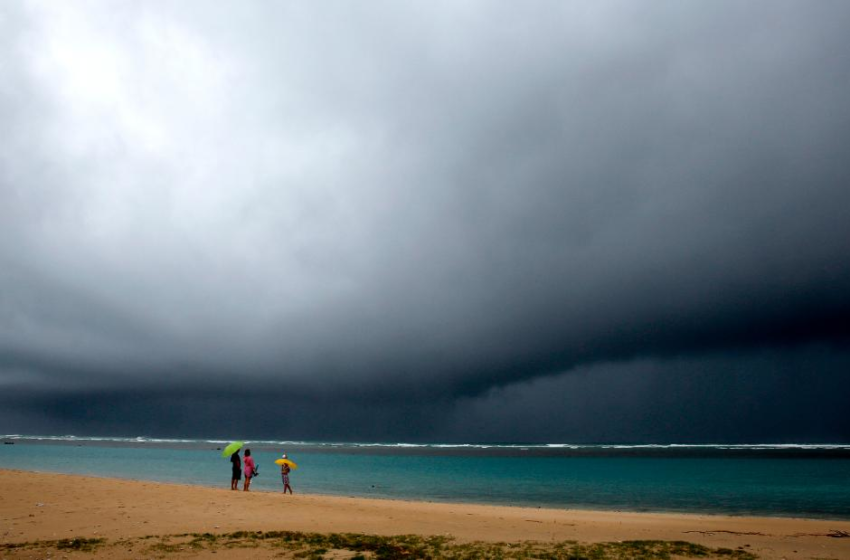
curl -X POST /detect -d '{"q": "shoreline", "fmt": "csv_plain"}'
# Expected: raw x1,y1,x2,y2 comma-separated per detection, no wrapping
2,470,849,559
14,467,850,523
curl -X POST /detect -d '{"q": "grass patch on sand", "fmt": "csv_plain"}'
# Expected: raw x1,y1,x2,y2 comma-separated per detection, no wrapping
176,530,758,559
1,531,759,559
0,536,105,552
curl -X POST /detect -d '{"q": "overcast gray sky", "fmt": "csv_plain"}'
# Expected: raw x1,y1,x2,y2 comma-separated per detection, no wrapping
2,1,849,442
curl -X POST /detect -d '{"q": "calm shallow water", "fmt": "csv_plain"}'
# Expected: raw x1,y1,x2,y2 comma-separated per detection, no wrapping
2,437,849,519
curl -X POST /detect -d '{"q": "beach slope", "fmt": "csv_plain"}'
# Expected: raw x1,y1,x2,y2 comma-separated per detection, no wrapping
1,470,848,559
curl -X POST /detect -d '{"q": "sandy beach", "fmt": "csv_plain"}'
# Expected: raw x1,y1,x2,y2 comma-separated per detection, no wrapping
1,470,848,559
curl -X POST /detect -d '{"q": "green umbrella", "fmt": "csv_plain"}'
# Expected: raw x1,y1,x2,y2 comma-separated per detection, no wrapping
221,441,243,458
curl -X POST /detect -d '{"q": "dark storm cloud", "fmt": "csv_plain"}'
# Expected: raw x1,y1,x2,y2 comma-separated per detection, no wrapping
6,345,850,442
1,1,849,439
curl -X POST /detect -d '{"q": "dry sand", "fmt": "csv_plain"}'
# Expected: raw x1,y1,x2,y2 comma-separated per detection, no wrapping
1,469,848,559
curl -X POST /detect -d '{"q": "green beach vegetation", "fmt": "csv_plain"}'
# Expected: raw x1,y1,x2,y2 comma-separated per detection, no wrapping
0,530,759,559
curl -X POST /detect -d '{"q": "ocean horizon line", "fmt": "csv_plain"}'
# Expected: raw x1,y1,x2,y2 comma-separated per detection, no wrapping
4,434,850,450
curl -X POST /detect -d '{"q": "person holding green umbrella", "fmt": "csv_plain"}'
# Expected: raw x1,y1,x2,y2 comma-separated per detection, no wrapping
223,441,243,490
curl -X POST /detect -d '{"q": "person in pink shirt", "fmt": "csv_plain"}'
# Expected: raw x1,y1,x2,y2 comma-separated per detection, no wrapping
243,449,256,491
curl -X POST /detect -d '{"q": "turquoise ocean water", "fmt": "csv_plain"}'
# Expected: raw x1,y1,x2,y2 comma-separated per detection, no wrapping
2,436,849,519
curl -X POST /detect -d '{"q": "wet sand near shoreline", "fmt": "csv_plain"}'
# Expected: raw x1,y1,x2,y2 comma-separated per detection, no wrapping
1,469,848,559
